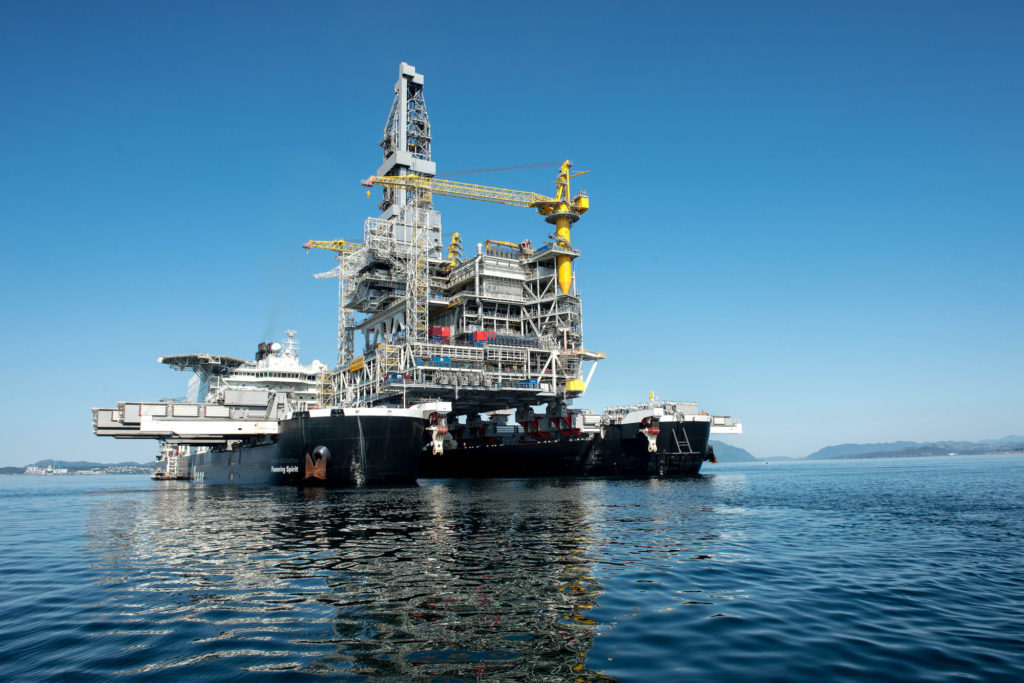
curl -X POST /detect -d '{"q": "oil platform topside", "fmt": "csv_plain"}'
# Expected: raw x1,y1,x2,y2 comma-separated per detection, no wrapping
307,62,603,422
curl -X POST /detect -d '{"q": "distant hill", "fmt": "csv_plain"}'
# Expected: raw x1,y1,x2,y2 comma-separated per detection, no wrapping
805,437,1024,460
710,441,757,462
806,442,919,460
977,435,1024,444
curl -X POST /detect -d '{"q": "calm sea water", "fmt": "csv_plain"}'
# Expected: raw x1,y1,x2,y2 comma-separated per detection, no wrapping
1,455,1022,681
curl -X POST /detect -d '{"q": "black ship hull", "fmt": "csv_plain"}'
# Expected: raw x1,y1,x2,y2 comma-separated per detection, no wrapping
191,412,425,486
615,418,713,476
419,437,594,478
419,419,712,479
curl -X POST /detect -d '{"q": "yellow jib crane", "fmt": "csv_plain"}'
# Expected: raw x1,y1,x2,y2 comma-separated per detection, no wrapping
302,238,364,369
361,160,589,294
302,238,362,255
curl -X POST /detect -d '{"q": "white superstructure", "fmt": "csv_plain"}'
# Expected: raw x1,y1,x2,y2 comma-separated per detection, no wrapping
161,330,328,409
95,331,327,478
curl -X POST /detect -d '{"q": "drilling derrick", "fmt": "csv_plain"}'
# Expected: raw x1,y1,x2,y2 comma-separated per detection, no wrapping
376,63,441,345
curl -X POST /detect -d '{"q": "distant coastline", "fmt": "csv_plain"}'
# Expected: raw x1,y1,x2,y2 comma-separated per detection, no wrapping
802,436,1024,460
1,459,156,476
5,438,1022,473
712,436,1024,463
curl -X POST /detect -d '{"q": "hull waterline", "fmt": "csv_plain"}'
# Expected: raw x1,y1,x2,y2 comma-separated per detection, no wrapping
191,413,425,486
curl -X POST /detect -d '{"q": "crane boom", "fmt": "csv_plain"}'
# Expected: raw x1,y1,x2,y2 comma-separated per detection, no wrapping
362,175,551,210
302,239,362,366
361,159,588,219
302,239,362,255
361,160,589,294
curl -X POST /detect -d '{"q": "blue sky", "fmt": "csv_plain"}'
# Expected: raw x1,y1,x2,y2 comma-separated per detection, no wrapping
1,1,1021,465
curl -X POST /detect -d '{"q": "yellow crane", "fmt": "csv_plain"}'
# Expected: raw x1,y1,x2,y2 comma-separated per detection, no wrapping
302,238,364,368
302,238,361,255
361,160,589,294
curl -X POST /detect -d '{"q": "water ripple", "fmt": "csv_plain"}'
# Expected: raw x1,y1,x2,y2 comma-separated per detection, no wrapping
1,456,1022,680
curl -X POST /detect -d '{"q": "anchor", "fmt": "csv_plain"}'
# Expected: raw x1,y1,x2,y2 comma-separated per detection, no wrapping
427,412,448,455
305,445,329,480
639,416,661,453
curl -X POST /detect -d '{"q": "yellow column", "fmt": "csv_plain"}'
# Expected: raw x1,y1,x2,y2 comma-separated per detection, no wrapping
556,213,572,294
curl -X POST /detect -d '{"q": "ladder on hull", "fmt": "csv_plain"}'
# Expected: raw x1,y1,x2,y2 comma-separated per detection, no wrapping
655,425,701,475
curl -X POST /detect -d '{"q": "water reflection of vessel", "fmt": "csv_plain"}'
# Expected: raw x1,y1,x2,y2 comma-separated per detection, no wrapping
85,480,616,679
